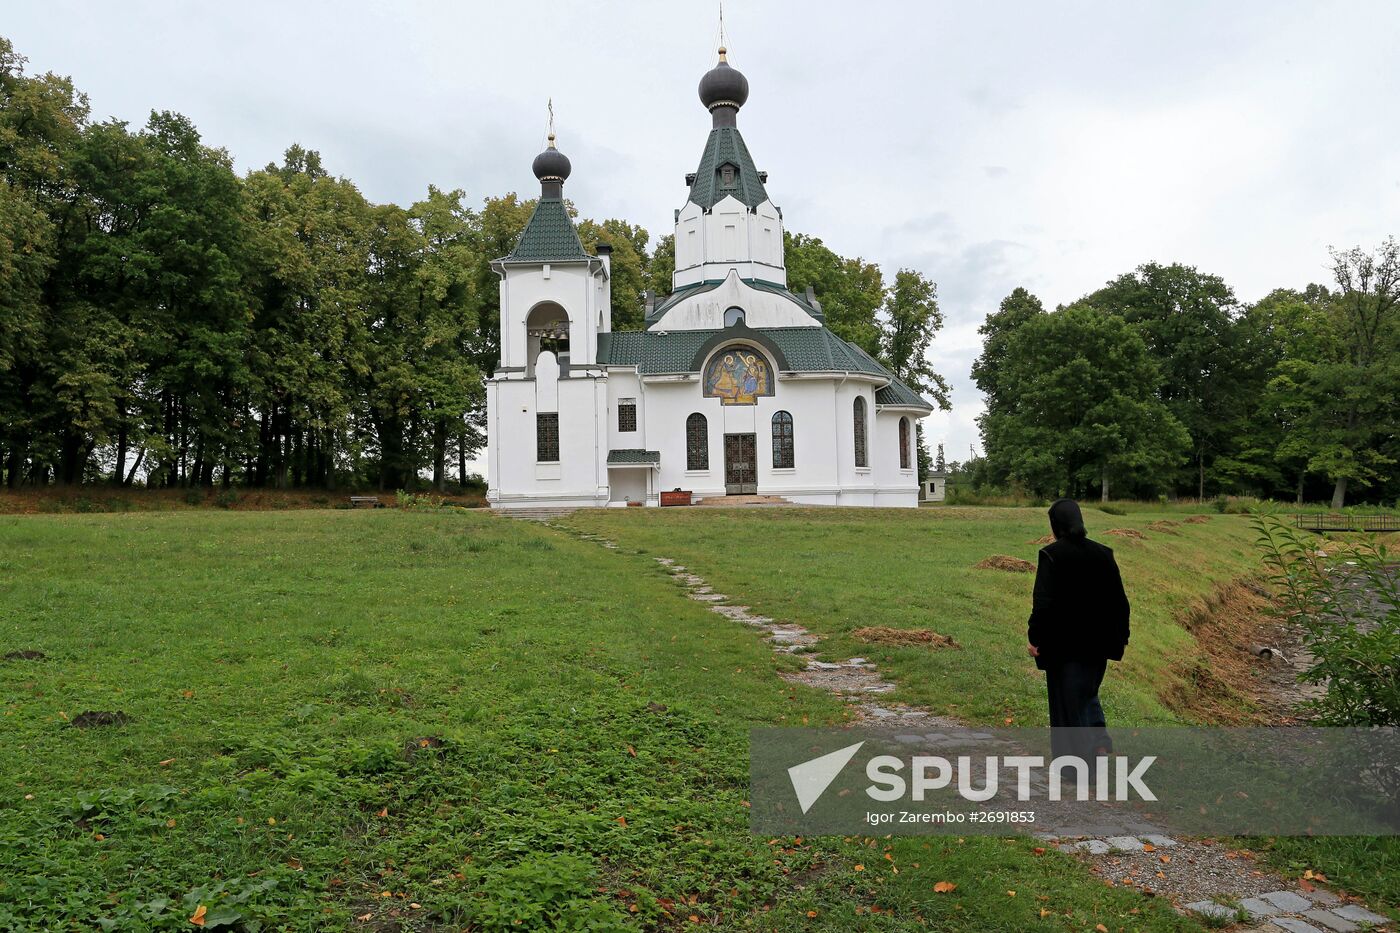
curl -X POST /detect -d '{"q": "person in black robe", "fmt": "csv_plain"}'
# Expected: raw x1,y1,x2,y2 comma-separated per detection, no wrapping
1026,499,1130,761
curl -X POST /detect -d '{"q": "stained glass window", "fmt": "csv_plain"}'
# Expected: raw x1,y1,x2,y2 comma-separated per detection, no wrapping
853,397,868,468
899,417,911,470
686,413,708,470
772,411,794,469
703,344,773,406
536,412,559,462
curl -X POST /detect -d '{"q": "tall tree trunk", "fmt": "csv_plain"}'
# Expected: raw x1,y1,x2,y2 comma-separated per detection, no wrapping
1330,475,1347,510
125,448,146,486
458,428,467,487
1197,450,1205,502
1100,464,1109,503
254,408,271,487
5,445,19,488
114,406,128,486
432,418,447,492
1295,470,1305,506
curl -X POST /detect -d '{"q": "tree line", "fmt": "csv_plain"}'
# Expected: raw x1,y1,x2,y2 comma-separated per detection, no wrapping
972,250,1399,508
0,37,948,491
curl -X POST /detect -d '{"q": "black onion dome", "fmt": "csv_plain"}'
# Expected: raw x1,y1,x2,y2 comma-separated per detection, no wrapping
698,48,749,111
532,135,571,182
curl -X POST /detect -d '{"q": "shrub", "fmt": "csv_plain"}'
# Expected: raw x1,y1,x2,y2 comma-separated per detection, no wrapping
1097,503,1127,516
1252,513,1400,727
214,489,239,509
395,490,447,510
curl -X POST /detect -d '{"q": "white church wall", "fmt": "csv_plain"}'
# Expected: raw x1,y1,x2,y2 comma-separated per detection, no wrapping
489,374,609,509
499,262,599,370
873,410,921,508
652,270,817,331
672,197,785,291
608,469,647,505
606,371,644,453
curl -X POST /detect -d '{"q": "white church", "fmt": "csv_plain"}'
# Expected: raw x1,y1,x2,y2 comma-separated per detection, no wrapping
485,48,933,510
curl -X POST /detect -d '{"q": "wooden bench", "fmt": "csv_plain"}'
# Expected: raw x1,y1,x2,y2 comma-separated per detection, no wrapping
349,496,384,509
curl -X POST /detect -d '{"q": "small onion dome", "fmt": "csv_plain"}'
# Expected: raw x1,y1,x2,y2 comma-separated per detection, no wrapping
698,47,749,112
532,133,571,182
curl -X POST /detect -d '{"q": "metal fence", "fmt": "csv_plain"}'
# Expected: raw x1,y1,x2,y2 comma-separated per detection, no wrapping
1293,513,1400,532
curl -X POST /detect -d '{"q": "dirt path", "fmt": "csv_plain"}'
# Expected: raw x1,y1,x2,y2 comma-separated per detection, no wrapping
545,518,1393,932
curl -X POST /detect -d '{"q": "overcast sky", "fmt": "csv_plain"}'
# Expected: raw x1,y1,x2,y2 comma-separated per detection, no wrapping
8,1,1399,469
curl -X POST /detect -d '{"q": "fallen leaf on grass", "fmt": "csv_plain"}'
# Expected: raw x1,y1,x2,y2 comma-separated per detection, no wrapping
158,758,176,767
933,881,957,893
377,807,388,818
1159,854,1170,864
615,816,627,827
1096,925,1108,932
190,904,208,926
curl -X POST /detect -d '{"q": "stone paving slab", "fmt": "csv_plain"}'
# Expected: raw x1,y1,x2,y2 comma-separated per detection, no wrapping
1241,896,1281,917
1331,904,1389,925
1104,835,1145,851
1302,908,1360,932
1261,891,1315,913
1270,918,1326,933
1185,901,1237,920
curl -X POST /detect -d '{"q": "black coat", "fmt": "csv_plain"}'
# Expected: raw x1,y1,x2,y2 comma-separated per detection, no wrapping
1026,536,1130,671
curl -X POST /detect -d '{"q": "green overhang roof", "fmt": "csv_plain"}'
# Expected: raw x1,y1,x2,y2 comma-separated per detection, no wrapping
687,126,769,210
595,325,931,411
875,379,932,409
503,197,589,263
607,448,661,465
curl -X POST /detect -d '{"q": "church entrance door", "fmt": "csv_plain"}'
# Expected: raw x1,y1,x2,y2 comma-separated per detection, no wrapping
724,433,757,494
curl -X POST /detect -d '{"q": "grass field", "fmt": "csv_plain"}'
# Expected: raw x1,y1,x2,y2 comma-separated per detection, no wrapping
563,505,1261,727
0,506,1386,930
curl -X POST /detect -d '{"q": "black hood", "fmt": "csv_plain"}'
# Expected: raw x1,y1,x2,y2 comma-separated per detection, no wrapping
1048,498,1087,540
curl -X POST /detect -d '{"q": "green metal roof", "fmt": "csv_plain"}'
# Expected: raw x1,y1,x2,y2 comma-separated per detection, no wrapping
596,325,930,410
687,126,769,210
607,448,661,465
875,379,932,409
503,197,589,262
645,277,822,326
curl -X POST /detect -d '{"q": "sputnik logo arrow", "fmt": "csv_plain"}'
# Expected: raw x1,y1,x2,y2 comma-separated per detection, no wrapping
787,741,864,814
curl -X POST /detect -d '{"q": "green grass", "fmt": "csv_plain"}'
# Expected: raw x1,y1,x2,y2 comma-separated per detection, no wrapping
563,506,1260,726
0,510,1211,931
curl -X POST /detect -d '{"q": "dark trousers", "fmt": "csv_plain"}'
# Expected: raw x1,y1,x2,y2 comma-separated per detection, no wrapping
1045,658,1111,762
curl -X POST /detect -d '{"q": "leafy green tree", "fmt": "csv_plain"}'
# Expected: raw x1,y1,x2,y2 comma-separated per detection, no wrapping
784,231,884,357
978,304,1189,499
643,233,674,301
879,268,951,409
1082,263,1243,499
1268,242,1400,508
971,287,1045,414
244,147,370,488
577,217,649,331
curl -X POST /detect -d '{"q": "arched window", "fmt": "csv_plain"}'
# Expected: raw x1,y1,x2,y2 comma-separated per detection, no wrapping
772,411,794,469
899,417,912,470
853,397,868,468
686,413,708,470
723,306,746,327
525,301,569,375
